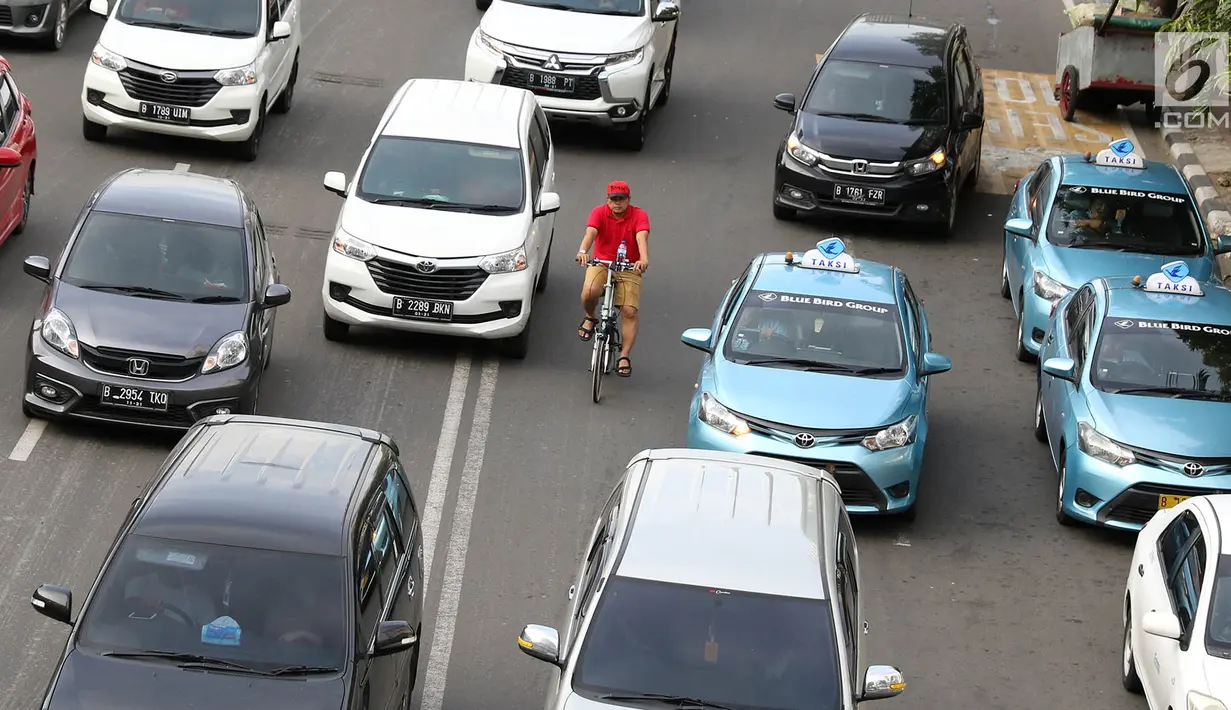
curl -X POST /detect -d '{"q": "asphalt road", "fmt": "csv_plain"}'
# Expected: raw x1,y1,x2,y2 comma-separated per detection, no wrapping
0,1,1172,709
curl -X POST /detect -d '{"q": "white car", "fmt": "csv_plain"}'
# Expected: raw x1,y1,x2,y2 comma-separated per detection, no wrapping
1122,494,1231,710
464,0,679,150
319,78,561,359
80,0,301,161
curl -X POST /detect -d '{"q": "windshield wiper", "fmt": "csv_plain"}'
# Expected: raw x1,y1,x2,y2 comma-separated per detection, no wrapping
599,693,735,710
458,203,517,213
527,2,580,10
192,295,242,303
740,356,828,367
79,284,186,300
193,28,252,37
815,111,898,123
101,650,254,671
1107,385,1231,400
366,196,469,209
266,665,340,676
1071,242,1153,253
738,357,891,374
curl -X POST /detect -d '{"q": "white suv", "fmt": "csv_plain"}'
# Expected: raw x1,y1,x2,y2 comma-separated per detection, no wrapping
80,0,301,161
319,78,561,359
465,0,679,151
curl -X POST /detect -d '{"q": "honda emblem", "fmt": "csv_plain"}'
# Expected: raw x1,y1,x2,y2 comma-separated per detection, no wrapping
127,358,151,376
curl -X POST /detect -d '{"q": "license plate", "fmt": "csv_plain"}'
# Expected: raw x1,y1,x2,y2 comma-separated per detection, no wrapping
834,184,886,204
139,102,191,125
1158,494,1190,510
393,297,454,321
100,384,170,411
527,72,576,94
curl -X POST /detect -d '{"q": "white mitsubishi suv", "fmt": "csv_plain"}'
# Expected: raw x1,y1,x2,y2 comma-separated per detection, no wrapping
319,78,561,359
465,0,679,150
80,0,302,161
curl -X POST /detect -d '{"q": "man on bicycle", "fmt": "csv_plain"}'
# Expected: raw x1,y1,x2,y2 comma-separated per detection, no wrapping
575,180,650,377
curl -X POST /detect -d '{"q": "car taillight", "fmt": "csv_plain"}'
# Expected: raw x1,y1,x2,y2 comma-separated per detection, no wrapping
1015,178,1021,190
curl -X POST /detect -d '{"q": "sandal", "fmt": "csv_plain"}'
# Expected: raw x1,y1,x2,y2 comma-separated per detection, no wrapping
577,316,598,341
616,357,632,377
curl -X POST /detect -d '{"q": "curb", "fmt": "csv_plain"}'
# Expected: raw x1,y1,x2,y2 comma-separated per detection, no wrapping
1160,124,1231,281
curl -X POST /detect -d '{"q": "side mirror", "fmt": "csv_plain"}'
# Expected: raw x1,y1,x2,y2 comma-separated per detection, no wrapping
268,20,292,41
261,283,292,308
959,111,984,129
24,255,51,282
1141,611,1182,640
652,0,679,21
31,584,72,625
535,191,561,217
370,620,417,658
1041,356,1077,382
0,146,22,168
680,327,713,353
1213,234,1231,255
859,664,905,701
323,171,348,197
919,352,952,376
773,93,797,114
516,624,561,665
89,0,108,15
1004,217,1033,238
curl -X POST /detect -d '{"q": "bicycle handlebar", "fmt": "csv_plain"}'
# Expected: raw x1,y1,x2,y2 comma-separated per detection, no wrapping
586,257,637,271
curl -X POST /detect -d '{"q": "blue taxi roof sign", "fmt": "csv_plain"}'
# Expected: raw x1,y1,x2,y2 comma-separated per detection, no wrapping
1094,138,1144,169
1136,260,1204,296
786,237,859,273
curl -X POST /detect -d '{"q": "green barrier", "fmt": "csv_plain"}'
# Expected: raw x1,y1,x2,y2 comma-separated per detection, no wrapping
1093,15,1169,31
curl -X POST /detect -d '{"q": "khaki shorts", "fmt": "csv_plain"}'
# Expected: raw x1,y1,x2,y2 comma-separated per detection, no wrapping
585,265,642,310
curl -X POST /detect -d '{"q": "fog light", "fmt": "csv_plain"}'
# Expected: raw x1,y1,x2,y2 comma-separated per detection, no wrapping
616,106,627,116
498,300,522,318
788,188,805,200
1074,489,1101,508
38,385,57,400
86,89,104,105
26,12,42,25
214,407,231,415
886,481,911,499
1032,328,1046,342
328,282,351,301
915,204,929,211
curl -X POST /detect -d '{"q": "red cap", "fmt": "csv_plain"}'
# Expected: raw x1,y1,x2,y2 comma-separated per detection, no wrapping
607,180,630,199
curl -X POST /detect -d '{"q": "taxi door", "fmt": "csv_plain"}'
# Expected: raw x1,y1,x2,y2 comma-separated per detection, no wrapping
0,70,33,243
1008,161,1054,310
1042,288,1093,465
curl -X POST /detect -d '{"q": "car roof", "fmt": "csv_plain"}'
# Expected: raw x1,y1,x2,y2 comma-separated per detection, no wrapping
616,449,838,600
1057,155,1189,194
828,14,955,69
94,169,246,227
750,252,899,305
381,78,528,148
1203,496,1231,546
135,417,387,556
1097,276,1231,325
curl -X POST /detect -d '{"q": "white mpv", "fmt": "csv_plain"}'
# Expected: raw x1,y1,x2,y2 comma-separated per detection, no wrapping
464,0,679,150
319,78,561,359
80,0,302,161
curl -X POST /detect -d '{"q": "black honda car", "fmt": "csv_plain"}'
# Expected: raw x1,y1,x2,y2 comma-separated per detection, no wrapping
771,14,985,234
22,168,291,428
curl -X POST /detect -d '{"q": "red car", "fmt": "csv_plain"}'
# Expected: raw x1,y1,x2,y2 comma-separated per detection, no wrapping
0,55,35,247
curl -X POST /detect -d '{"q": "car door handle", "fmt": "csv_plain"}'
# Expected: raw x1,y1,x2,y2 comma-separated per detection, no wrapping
1138,564,1144,577
407,577,416,597
568,584,577,600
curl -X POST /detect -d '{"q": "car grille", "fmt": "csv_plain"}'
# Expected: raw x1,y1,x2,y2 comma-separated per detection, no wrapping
499,67,602,101
1100,482,1231,526
0,7,12,26
749,453,886,508
740,412,875,446
366,259,489,301
80,344,204,381
74,397,196,427
118,67,222,108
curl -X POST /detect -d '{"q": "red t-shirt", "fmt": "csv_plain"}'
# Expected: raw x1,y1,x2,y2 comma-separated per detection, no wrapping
587,204,649,262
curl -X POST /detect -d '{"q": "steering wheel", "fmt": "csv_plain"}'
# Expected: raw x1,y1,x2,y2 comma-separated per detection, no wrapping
125,596,195,627
279,629,324,646
1102,362,1157,385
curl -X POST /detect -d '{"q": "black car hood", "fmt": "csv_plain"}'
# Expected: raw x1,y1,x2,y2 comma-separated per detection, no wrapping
47,650,346,710
795,112,947,162
53,282,248,357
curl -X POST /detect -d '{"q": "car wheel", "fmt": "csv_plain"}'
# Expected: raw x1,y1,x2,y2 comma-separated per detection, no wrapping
273,56,298,114
476,0,491,9
897,502,917,522
1014,298,1035,363
658,40,675,107
1122,613,1144,693
621,82,651,151
1033,384,1048,443
772,200,796,221
1000,252,1011,299
82,114,107,142
933,186,958,236
502,326,531,359
1059,66,1080,122
323,310,349,341
535,234,552,294
236,103,265,162
965,132,982,190
13,171,32,236
1056,454,1076,526
42,0,68,50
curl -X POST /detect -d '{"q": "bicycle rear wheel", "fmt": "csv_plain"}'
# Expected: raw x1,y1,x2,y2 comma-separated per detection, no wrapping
591,335,607,403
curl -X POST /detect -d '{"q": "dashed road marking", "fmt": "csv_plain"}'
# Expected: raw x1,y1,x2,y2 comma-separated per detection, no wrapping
893,533,911,547
173,163,190,172
8,420,47,461
420,352,472,591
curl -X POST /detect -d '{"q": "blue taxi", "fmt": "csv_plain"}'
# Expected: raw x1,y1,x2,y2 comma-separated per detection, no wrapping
1037,261,1231,530
1001,138,1231,362
678,238,952,520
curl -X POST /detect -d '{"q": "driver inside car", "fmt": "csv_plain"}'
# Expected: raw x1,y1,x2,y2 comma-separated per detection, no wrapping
124,563,218,628
1096,335,1157,384
732,306,795,356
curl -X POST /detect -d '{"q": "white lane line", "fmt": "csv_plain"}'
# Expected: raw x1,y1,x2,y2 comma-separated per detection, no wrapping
421,357,500,710
893,533,911,547
420,352,473,591
173,163,190,172
8,420,48,461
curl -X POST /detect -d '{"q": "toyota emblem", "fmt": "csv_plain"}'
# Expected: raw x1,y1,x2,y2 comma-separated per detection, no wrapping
415,260,437,274
160,71,178,83
793,432,816,449
1182,461,1205,477
127,358,151,376
851,160,868,174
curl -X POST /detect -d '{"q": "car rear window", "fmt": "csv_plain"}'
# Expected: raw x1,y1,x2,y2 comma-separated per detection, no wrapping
1047,185,1203,256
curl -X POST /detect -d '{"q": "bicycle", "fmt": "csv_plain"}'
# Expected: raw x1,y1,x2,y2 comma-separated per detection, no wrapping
587,254,636,403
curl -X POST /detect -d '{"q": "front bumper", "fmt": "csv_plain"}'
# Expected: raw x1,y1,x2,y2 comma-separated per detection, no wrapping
25,329,258,431
773,151,955,222
322,249,535,339
1060,444,1231,530
81,61,262,142
1017,289,1056,357
463,32,651,128
0,1,57,38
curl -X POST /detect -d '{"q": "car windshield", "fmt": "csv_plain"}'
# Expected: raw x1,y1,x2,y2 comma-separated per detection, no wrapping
115,0,261,37
1047,185,1203,255
802,59,947,124
573,577,842,710
60,212,248,303
1208,554,1231,658
76,535,348,673
723,289,905,375
1091,317,1231,399
501,0,643,16
356,137,525,213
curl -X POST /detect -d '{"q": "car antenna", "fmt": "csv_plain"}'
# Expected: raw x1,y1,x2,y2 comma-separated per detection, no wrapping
907,0,914,20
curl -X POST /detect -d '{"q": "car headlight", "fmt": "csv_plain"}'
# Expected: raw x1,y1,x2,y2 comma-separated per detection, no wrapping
906,148,946,176
41,308,80,359
214,63,257,86
333,232,377,262
1188,692,1228,710
478,30,508,55
1077,422,1135,466
90,44,126,72
698,392,751,437
202,332,248,374
861,415,917,451
1033,271,1073,301
786,132,821,167
605,47,644,69
479,245,528,274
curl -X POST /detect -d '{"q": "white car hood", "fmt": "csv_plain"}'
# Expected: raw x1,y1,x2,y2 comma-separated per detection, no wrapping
562,692,626,710
481,1,650,54
99,20,261,70
340,199,530,259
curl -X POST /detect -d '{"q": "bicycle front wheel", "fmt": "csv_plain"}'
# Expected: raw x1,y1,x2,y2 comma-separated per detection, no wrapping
591,336,607,403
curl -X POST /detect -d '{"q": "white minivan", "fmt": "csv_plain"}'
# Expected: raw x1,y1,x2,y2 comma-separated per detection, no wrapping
319,79,561,359
80,0,301,161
